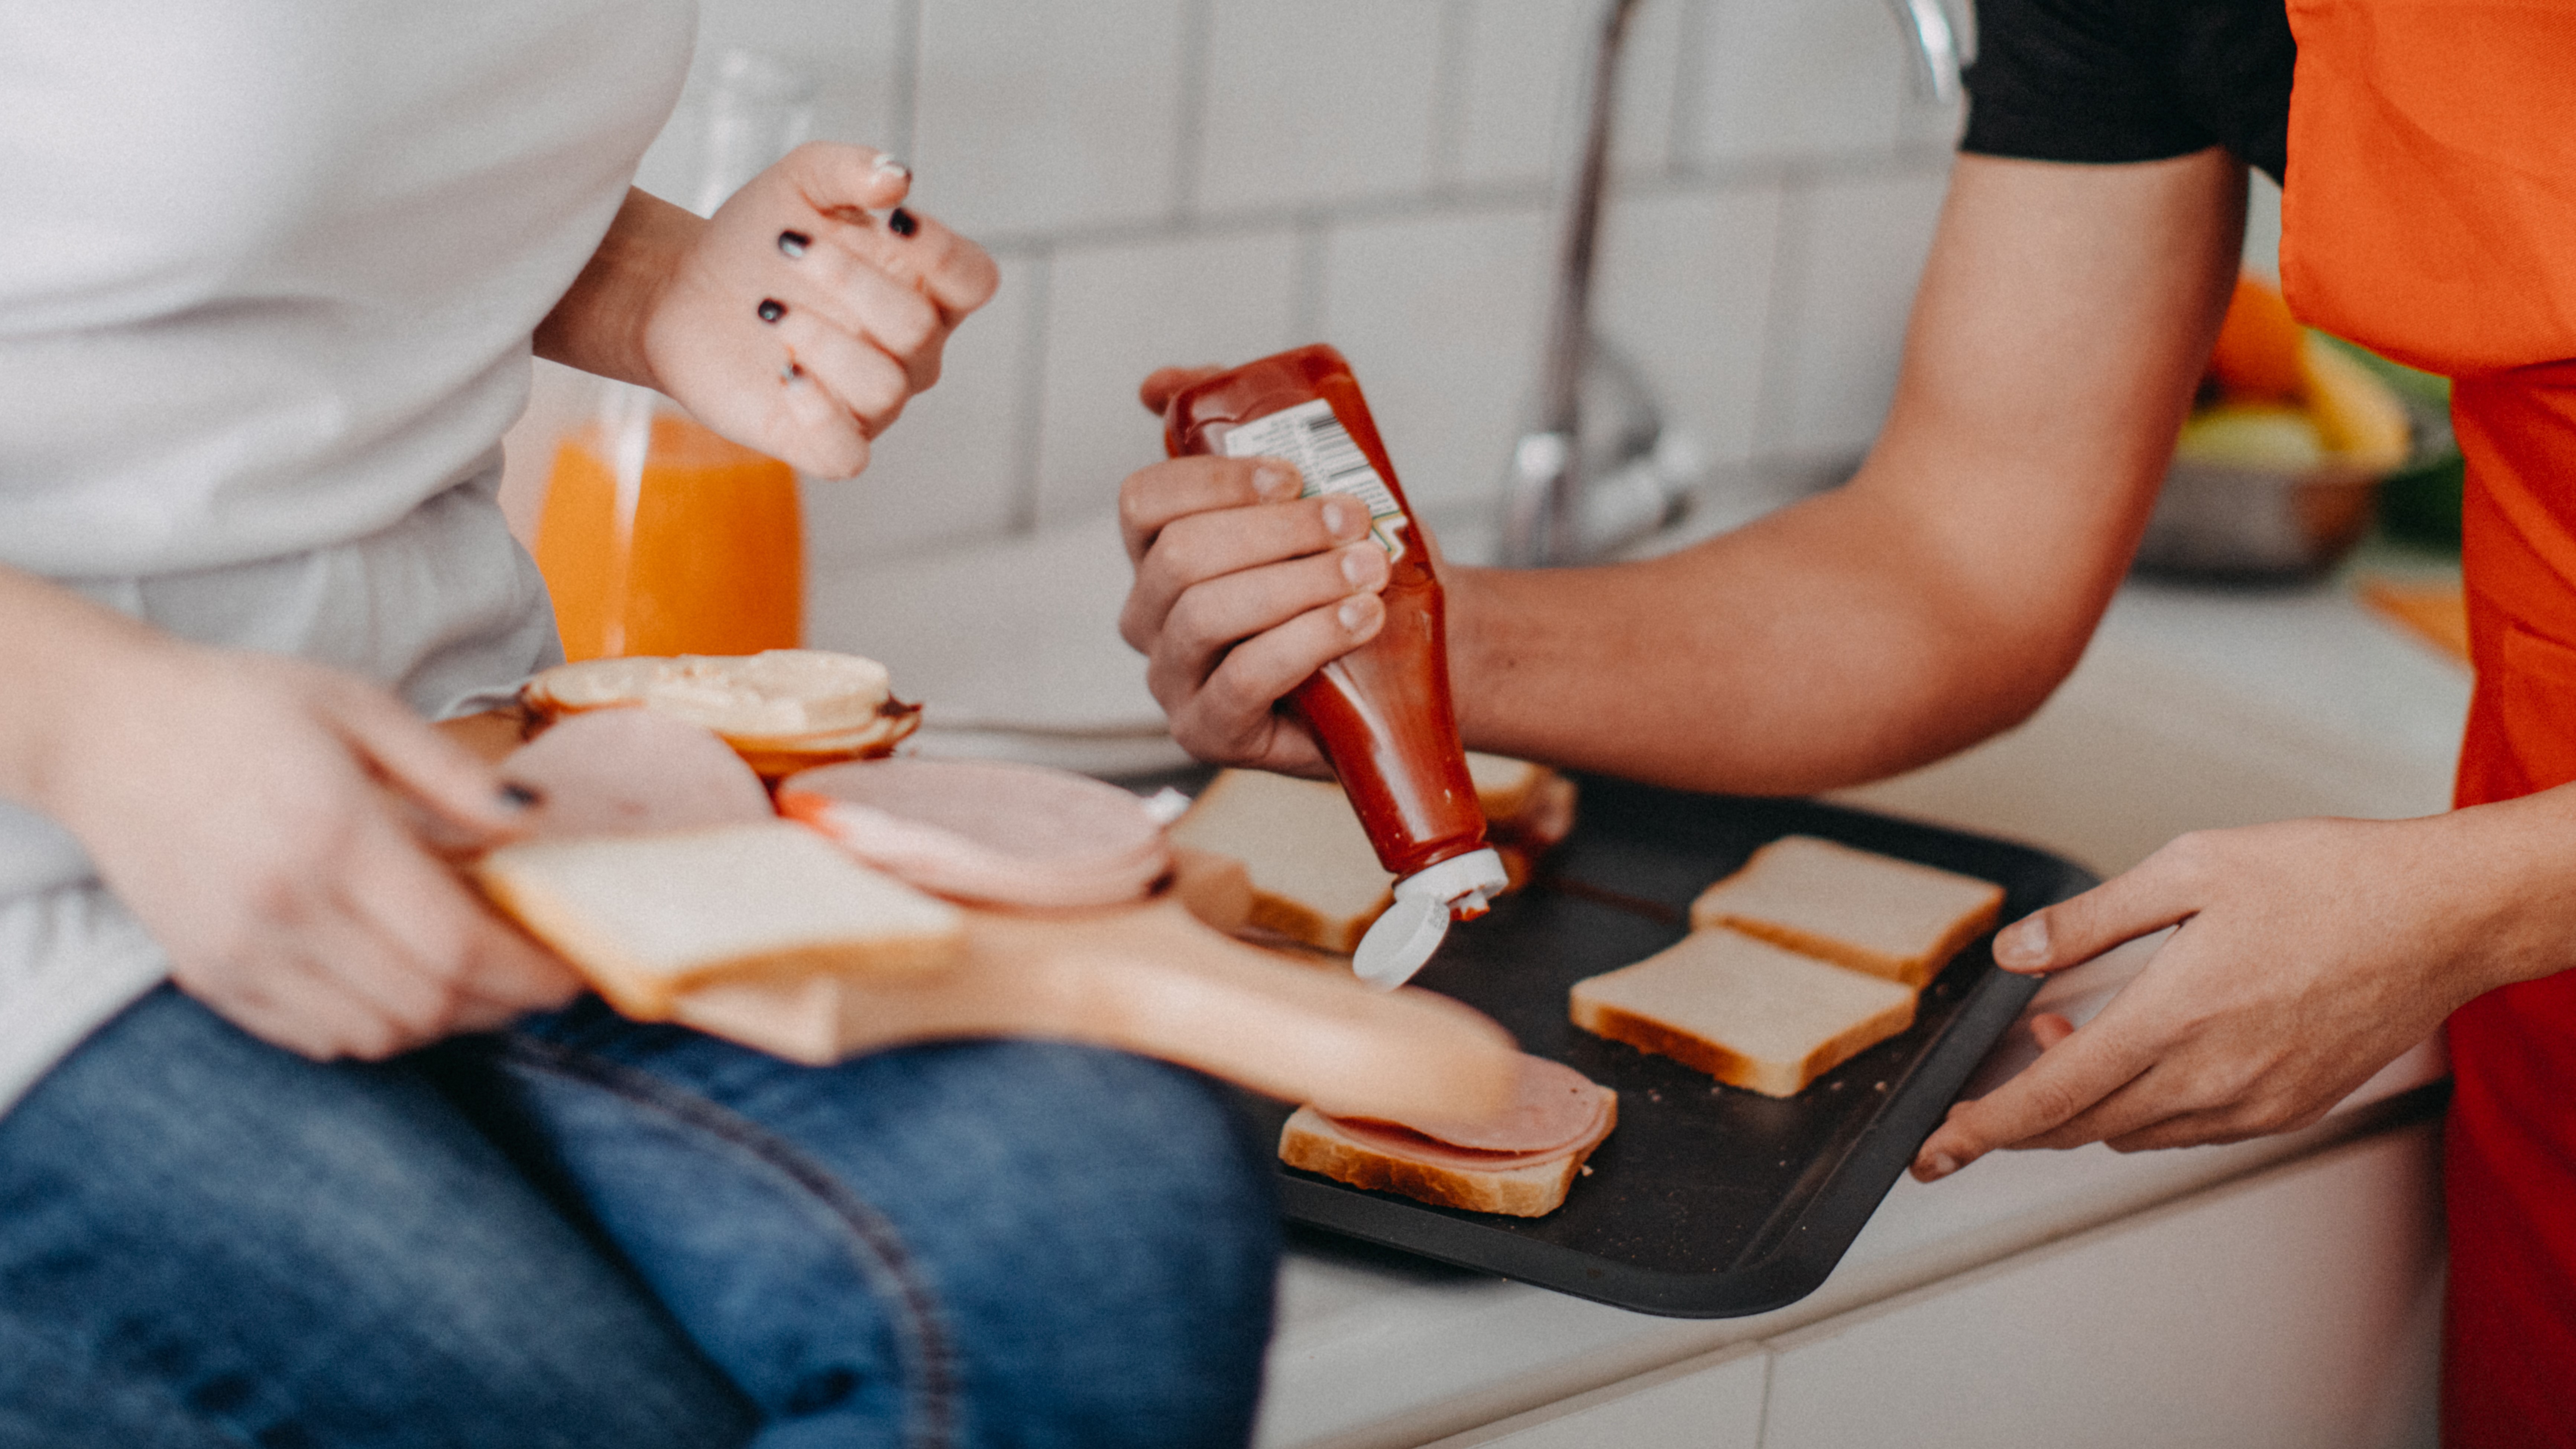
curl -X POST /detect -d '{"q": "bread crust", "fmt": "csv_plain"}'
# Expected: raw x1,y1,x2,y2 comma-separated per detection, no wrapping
1277,1102,1614,1217
1688,838,2004,989
1246,893,1383,955
1711,911,1993,991
1568,978,1914,1098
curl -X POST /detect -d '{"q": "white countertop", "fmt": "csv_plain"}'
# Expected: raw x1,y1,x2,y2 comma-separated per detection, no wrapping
808,511,2474,1449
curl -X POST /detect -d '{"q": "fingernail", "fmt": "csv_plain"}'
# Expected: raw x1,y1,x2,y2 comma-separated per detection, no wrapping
1322,499,1364,538
887,208,919,238
498,783,541,810
757,298,787,324
1338,597,1373,633
777,230,811,259
1916,1151,1959,1182
875,155,912,180
1995,916,2049,969
1339,542,1381,587
1253,461,1302,500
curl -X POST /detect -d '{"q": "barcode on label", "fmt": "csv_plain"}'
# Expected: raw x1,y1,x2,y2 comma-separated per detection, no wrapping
1218,398,1409,558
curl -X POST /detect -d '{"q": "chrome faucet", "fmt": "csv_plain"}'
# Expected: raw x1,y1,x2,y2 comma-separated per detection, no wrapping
1496,0,1969,567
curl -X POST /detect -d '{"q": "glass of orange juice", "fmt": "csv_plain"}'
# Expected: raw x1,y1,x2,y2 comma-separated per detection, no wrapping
533,52,814,661
533,383,804,661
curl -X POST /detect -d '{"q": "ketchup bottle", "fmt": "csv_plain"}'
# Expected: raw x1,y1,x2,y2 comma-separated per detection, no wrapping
1164,344,1507,988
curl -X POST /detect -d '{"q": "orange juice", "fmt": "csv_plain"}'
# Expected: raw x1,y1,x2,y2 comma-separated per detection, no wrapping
534,408,804,660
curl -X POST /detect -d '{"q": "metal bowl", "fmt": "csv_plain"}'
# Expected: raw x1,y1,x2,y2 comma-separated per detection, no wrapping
2130,458,2383,581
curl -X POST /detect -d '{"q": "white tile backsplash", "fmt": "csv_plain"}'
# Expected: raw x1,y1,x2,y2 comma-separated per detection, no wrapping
1446,0,1686,192
580,0,1977,571
909,0,1192,239
808,251,1041,567
1193,0,1447,215
1319,203,1555,515
1032,227,1305,525
1765,164,1950,458
634,0,908,211
1595,182,1784,466
1682,0,1914,168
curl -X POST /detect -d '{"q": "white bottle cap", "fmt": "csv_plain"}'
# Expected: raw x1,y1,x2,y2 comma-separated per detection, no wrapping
1351,847,1510,990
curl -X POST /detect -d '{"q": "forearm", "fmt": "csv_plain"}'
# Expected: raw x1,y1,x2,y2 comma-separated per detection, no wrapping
534,187,702,389
1448,151,2246,794
1446,486,2087,792
0,564,175,817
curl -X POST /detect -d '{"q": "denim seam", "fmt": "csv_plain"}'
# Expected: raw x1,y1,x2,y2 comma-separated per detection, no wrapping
494,1036,959,1449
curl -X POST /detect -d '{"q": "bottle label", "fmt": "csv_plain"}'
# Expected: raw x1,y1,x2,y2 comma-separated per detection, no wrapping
1221,398,1410,561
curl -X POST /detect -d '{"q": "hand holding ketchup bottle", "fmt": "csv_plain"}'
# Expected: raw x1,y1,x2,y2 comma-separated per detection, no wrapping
1164,344,1508,988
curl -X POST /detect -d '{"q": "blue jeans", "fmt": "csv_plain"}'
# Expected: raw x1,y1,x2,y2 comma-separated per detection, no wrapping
0,988,1279,1448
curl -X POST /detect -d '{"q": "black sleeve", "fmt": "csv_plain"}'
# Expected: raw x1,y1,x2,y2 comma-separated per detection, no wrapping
1961,0,2217,166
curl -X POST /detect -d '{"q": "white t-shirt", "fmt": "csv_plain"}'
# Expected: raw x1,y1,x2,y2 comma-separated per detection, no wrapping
0,0,697,1109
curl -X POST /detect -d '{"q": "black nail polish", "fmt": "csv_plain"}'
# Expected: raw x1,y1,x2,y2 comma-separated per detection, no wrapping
499,782,542,810
757,298,787,324
887,208,919,238
777,230,811,258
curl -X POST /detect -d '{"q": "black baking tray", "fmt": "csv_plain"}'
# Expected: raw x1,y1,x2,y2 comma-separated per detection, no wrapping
1241,774,2095,1319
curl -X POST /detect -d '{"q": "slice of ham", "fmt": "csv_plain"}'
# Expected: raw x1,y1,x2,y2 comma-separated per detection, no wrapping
1323,1055,1616,1171
501,709,774,840
777,758,1171,910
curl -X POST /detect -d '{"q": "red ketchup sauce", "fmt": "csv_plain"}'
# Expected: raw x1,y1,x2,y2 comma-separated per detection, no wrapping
1163,345,1495,889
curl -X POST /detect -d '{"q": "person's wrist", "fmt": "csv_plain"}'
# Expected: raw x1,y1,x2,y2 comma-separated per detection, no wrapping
2436,795,2576,998
1442,564,1499,752
4,617,186,823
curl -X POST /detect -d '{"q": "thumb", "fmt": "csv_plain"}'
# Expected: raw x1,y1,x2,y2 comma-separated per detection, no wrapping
324,683,531,843
1992,841,2204,974
1139,366,1225,415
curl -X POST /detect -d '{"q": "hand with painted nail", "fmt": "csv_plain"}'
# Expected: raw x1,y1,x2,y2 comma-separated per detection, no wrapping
1112,366,1412,775
1908,806,2576,1182
15,594,581,1060
538,144,1001,480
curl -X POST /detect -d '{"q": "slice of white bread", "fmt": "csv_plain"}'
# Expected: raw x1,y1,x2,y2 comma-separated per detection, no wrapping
1168,769,1393,953
1688,836,2005,989
1167,761,1578,954
474,821,965,1020
1277,1103,1614,1217
1464,751,1546,823
1570,929,1918,1098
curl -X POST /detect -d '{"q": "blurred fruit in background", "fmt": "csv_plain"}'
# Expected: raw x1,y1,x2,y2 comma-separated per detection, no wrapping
2137,274,2455,579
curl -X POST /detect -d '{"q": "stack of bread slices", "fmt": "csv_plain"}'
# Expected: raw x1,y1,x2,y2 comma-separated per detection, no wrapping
1571,837,2007,1098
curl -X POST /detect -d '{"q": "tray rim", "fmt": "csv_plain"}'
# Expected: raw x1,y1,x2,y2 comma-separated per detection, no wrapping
1264,783,2095,1319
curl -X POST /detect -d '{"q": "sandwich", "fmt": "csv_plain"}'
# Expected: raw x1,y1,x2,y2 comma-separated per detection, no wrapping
1279,1052,1617,1216
521,649,922,778
1569,928,1918,1098
1687,835,2005,989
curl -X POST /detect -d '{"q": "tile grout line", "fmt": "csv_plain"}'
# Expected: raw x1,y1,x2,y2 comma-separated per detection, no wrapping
1005,246,1054,537
1169,0,1214,222
1747,171,1808,461
1666,0,1717,181
1425,0,1476,198
886,0,921,164
1289,215,1329,345
956,143,1949,257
